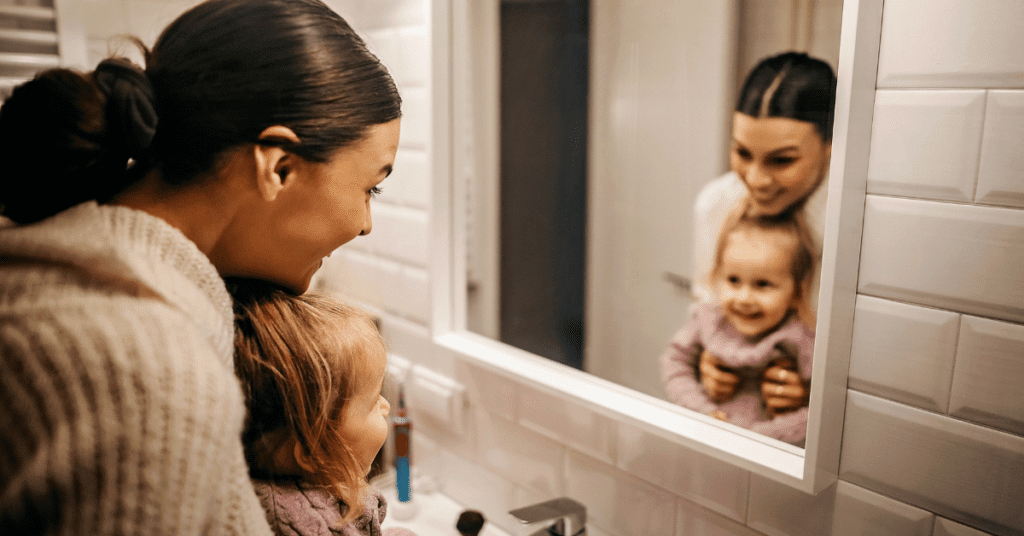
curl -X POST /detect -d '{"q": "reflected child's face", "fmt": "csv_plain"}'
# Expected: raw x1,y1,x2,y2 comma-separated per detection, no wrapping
337,340,391,477
715,230,798,338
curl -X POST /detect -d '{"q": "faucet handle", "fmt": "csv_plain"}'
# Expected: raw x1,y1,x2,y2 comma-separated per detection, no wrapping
509,497,586,536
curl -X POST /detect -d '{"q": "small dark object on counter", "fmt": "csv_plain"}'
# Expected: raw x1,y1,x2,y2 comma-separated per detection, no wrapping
456,509,486,536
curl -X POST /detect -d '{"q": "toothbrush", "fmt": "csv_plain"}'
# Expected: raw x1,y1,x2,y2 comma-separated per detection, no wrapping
393,385,412,503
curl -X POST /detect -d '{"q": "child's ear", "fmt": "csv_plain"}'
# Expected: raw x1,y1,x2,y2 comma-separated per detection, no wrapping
292,440,317,474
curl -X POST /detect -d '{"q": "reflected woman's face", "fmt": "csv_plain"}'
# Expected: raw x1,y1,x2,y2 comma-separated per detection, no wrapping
730,113,832,217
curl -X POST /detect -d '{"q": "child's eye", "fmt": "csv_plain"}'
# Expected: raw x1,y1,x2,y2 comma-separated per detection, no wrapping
756,280,773,288
727,275,740,284
369,186,383,198
734,148,752,160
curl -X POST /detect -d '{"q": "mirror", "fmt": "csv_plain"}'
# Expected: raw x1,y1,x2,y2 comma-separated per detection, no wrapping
433,0,882,492
464,0,842,443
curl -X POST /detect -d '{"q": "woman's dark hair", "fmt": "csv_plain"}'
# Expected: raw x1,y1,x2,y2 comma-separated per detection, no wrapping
0,0,401,224
735,51,836,142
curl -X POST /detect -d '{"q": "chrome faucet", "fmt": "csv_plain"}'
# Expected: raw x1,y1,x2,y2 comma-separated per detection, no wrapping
508,497,586,536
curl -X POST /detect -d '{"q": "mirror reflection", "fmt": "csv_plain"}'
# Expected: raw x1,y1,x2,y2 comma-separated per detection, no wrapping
465,0,843,448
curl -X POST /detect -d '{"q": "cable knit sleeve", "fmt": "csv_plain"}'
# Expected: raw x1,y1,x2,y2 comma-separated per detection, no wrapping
0,295,271,536
660,309,719,415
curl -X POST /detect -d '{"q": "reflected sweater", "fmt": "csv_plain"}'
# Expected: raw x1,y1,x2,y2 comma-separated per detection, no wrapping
660,302,815,446
0,202,272,535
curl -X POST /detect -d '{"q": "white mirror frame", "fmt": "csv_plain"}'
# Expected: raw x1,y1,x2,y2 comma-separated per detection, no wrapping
429,0,883,494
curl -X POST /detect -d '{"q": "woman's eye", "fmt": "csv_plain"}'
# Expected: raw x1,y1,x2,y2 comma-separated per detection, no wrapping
769,156,796,166
756,280,772,288
727,275,740,284
734,148,752,160
369,186,383,198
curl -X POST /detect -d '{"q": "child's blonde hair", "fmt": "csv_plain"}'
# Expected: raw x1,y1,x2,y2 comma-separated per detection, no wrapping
228,278,384,523
710,201,818,330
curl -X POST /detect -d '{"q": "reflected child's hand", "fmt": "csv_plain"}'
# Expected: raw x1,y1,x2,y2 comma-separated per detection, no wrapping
761,357,809,415
699,350,740,402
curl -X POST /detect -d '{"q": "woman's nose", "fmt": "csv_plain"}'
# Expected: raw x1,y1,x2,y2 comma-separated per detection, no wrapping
746,163,773,190
360,207,373,236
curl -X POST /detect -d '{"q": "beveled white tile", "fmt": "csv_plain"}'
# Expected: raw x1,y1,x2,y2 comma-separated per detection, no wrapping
876,0,1024,88
832,481,934,536
858,196,1024,324
565,450,677,536
319,249,387,310
392,26,430,88
848,295,960,412
948,316,1024,435
398,86,430,150
397,266,429,323
386,149,431,209
617,422,747,522
977,91,1024,209
475,412,565,498
361,202,429,266
440,452,518,534
933,517,995,536
866,90,984,202
517,385,616,464
840,391,1024,535
747,475,835,536
675,498,763,536
454,361,516,421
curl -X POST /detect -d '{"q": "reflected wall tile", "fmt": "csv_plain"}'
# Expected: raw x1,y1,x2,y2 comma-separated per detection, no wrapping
832,481,934,536
948,316,1024,436
517,385,616,464
747,475,835,536
840,391,1024,535
565,450,676,536
616,422,747,522
876,0,1024,88
933,517,997,536
848,295,959,412
858,195,1024,324
866,90,984,202
475,412,565,498
976,91,1024,209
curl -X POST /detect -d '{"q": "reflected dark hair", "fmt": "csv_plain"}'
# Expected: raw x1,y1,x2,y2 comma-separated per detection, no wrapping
735,51,836,142
0,0,401,224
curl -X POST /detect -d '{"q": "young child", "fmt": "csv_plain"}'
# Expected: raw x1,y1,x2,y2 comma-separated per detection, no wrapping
229,279,404,536
660,208,817,446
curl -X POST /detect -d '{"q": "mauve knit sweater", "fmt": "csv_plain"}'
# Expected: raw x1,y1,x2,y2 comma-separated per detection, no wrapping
0,202,272,535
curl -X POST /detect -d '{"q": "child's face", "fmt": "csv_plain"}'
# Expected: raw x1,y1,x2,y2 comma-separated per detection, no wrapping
715,230,798,337
339,342,391,476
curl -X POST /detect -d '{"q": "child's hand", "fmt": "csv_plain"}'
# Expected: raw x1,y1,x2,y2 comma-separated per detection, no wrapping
711,410,729,422
761,357,809,415
699,350,740,402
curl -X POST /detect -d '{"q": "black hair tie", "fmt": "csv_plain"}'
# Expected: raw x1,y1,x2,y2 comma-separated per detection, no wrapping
94,58,158,162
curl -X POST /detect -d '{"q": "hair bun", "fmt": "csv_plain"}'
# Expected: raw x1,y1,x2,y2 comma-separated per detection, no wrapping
94,58,157,158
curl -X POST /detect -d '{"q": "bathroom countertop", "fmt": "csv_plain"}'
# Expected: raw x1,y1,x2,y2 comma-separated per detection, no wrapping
373,484,510,536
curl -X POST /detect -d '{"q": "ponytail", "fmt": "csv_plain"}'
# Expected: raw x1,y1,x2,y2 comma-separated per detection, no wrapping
0,55,157,224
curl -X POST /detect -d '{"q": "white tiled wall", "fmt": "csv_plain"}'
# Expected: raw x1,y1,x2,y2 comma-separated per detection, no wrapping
90,0,1024,534
333,0,1024,534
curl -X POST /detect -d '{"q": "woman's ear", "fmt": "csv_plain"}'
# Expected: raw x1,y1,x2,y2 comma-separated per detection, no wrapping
253,126,301,202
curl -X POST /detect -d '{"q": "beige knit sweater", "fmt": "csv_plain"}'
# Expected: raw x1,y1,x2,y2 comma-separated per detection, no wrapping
0,202,272,535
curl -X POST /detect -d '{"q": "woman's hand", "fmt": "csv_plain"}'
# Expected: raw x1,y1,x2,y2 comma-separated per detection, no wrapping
761,357,809,415
699,350,740,402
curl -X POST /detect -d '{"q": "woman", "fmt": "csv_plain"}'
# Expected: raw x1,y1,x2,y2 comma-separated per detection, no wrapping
0,1,400,534
691,51,836,418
